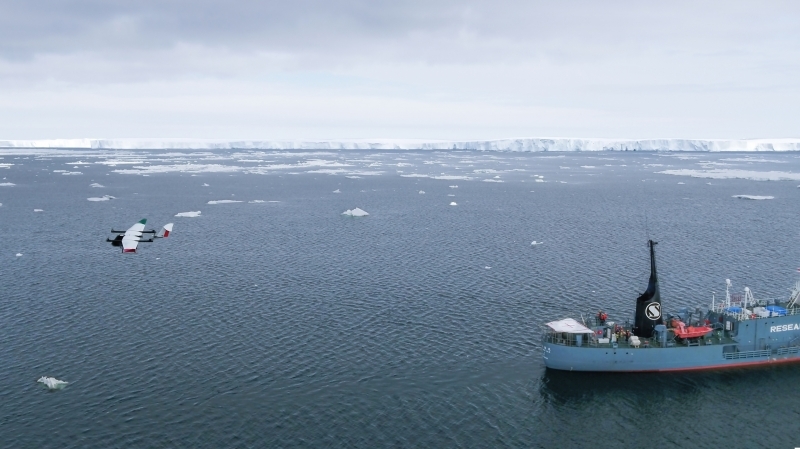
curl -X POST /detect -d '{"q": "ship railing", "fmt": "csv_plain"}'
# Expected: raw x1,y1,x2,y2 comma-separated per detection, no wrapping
711,304,800,321
723,349,771,360
723,346,800,360
543,332,665,349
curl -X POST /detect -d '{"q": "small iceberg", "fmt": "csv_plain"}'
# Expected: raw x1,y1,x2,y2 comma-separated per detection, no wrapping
207,200,242,204
333,189,341,193
677,182,685,185
202,183,210,186
87,195,115,201
34,209,43,212
175,211,201,217
0,182,15,187
449,185,458,189
16,253,22,257
90,183,104,188
342,208,369,217
485,266,491,269
37,376,68,390
450,202,457,206
531,241,544,246
249,200,266,203
732,195,774,200
418,190,425,194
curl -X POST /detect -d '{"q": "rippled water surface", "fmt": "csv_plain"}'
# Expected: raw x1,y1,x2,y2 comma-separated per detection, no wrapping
2,150,800,448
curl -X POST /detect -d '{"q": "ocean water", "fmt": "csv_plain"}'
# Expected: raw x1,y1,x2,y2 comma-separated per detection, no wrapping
1,150,800,448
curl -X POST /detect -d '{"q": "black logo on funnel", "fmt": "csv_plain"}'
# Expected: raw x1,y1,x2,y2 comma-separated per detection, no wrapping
645,302,661,320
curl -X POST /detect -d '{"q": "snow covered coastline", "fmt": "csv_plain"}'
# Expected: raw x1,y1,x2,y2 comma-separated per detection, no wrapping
1,138,800,152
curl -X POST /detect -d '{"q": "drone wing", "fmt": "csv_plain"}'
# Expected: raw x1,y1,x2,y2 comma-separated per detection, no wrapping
121,218,147,253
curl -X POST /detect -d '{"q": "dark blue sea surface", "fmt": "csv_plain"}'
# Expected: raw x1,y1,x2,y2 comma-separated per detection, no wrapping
1,150,800,448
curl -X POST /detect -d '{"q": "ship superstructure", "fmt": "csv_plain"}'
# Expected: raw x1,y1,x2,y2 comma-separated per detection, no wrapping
542,241,800,372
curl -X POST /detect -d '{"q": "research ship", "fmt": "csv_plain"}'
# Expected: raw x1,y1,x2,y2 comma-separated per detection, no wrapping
542,240,800,372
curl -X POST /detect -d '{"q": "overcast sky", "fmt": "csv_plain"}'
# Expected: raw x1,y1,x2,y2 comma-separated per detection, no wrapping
1,1,798,140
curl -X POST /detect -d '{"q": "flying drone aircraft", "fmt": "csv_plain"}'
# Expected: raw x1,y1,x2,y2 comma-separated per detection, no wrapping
107,219,173,253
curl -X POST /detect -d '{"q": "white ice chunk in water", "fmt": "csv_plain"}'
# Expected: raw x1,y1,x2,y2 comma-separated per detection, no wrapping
342,208,369,217
732,195,774,200
90,183,104,188
16,253,22,257
207,200,243,204
450,202,457,206
202,183,210,186
485,266,491,269
449,185,458,188
677,182,685,185
531,241,544,246
0,182,15,186
87,195,115,201
333,189,341,193
175,211,201,217
418,190,425,194
249,200,265,203
37,376,68,390
34,209,43,212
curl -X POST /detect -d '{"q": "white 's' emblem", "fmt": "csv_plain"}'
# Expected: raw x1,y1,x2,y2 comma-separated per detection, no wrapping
645,302,661,320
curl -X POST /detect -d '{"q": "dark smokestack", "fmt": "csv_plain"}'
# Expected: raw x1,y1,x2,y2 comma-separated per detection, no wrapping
633,240,663,338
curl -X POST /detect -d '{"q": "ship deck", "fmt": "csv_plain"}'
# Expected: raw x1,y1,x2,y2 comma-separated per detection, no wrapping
543,331,737,350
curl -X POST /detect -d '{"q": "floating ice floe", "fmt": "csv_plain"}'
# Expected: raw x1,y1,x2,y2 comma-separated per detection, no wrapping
61,172,82,175
175,211,201,217
0,182,15,186
485,266,491,269
34,209,43,212
345,176,361,179
37,376,68,390
483,179,504,183
202,183,209,186
449,185,458,188
248,200,265,203
207,200,242,204
581,165,596,168
400,174,429,178
732,195,774,200
434,175,472,181
89,183,104,188
450,202,457,206
658,169,800,182
333,189,341,193
531,241,544,246
16,253,22,257
419,190,425,194
677,182,685,185
342,207,369,217
87,195,115,202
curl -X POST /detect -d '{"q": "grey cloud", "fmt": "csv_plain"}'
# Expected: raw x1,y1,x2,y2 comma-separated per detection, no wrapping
3,1,799,64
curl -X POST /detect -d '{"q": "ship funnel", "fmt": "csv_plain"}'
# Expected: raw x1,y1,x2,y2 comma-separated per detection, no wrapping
633,240,664,338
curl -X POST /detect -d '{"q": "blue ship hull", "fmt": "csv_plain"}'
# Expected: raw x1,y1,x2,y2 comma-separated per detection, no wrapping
542,241,800,372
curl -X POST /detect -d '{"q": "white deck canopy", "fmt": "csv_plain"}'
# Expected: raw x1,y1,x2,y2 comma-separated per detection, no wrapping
545,318,593,334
